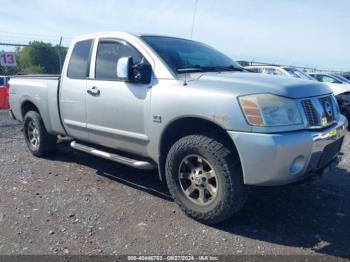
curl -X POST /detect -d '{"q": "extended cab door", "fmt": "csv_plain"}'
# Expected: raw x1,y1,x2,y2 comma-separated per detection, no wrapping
85,39,152,155
59,39,94,140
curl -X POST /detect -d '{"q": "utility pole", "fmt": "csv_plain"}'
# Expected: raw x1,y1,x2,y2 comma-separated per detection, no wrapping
58,36,63,72
190,0,199,39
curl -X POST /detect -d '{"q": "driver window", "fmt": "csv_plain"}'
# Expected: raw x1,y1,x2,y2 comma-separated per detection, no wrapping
95,41,144,80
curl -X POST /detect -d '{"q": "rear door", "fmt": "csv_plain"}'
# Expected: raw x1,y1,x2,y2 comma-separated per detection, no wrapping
59,39,94,140
85,39,152,155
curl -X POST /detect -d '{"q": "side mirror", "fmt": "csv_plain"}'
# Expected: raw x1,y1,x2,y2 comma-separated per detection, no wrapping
116,56,152,84
116,57,133,81
133,62,152,84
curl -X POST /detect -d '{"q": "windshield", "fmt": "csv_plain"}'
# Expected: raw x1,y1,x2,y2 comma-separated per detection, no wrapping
283,67,315,80
141,36,242,74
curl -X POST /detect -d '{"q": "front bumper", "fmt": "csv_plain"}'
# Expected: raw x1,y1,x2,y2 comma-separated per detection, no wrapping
228,115,348,186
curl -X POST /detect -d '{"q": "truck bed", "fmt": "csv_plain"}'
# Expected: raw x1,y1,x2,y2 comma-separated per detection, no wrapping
9,74,65,135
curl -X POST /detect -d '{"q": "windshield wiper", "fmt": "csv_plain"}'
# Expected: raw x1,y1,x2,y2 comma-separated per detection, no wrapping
176,65,245,73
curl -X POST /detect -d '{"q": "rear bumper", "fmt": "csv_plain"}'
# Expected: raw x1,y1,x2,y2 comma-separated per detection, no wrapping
228,115,348,186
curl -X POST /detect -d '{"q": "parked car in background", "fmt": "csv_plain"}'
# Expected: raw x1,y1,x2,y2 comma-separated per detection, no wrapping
343,73,350,81
245,65,315,81
309,73,349,85
309,72,350,127
330,73,350,83
308,73,350,96
8,32,348,224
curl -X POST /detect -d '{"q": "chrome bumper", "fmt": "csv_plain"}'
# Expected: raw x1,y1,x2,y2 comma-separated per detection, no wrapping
228,115,348,186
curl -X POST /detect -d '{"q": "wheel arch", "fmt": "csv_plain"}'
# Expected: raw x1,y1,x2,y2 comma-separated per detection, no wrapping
21,100,53,133
21,100,40,119
158,116,240,181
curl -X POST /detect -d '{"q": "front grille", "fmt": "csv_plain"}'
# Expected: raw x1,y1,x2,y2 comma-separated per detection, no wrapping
319,96,335,123
301,95,337,128
301,99,319,126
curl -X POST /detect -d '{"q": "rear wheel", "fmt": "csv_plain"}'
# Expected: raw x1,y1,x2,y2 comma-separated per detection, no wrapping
165,134,247,224
23,111,57,157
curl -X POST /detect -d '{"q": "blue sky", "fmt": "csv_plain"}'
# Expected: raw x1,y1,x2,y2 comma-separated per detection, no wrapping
1,0,349,70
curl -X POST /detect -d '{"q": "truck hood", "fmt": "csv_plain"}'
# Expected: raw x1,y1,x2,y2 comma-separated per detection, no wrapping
186,72,332,99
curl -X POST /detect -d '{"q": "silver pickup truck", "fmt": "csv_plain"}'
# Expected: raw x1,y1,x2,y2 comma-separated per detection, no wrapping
9,32,348,224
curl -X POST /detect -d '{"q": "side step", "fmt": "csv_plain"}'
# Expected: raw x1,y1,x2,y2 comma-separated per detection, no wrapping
70,141,156,170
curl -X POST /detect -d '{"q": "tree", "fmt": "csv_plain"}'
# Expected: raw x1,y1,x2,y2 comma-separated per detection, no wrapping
17,41,56,74
15,41,67,74
0,42,67,75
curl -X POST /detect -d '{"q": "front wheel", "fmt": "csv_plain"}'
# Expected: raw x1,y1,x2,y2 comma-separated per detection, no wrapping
165,134,247,224
23,111,57,157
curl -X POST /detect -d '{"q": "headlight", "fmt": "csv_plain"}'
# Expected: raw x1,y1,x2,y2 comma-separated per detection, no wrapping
238,94,303,127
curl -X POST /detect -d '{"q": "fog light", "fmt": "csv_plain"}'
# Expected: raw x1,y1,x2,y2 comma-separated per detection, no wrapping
290,156,305,175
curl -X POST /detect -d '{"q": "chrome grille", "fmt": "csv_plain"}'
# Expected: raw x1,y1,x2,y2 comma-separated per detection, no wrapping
319,96,335,123
301,99,319,126
301,95,337,128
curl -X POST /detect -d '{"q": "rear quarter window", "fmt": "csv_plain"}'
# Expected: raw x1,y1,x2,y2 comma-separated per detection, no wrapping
67,39,93,79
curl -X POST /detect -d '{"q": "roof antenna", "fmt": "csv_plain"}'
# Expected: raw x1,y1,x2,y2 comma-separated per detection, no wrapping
184,0,199,86
190,0,199,39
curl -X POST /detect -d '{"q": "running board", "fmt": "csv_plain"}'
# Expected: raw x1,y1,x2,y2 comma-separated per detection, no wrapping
70,141,156,170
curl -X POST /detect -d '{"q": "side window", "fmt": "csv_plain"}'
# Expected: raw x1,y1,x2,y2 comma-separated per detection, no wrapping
320,75,339,83
262,68,276,75
95,41,143,80
261,68,269,74
274,69,285,76
270,69,279,75
312,75,321,81
67,39,93,79
249,68,260,73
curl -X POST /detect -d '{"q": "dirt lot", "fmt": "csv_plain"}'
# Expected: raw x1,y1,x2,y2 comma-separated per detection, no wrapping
0,109,349,258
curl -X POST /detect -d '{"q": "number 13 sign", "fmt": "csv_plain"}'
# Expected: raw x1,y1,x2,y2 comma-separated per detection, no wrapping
0,52,17,67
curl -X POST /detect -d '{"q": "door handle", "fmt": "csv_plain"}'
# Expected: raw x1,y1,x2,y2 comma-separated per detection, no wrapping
87,86,100,96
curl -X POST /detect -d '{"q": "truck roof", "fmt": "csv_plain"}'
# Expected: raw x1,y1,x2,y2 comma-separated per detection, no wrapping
71,32,194,42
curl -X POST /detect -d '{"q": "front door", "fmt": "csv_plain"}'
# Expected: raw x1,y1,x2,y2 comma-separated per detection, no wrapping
86,39,152,155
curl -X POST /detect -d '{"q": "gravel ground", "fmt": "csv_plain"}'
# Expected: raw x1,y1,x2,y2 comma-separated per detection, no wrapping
0,110,349,258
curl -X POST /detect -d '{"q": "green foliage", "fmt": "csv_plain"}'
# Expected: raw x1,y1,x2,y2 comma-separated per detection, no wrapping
21,65,45,74
0,41,67,75
17,41,61,74
0,65,18,75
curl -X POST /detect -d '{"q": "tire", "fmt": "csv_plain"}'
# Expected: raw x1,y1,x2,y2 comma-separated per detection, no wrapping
165,134,247,224
23,111,57,157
